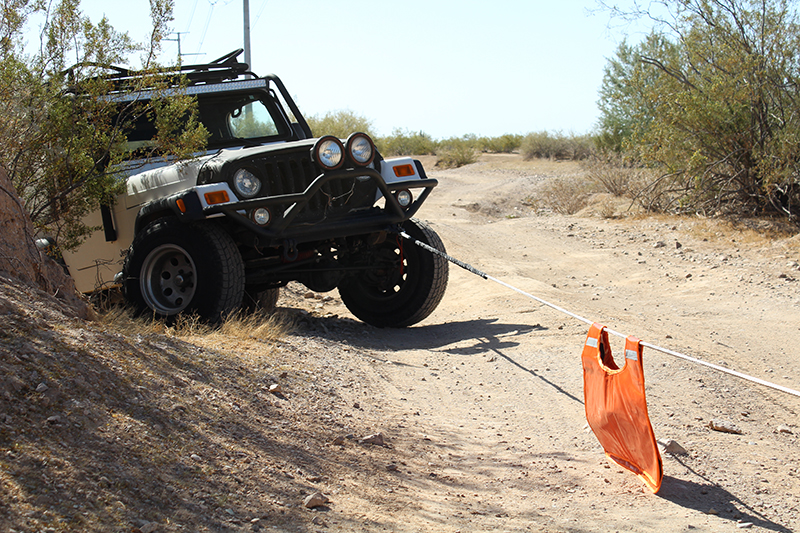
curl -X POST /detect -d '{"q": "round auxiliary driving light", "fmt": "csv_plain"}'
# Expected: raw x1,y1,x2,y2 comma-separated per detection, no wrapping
346,132,375,166
251,207,271,226
233,168,262,198
312,136,345,171
396,189,413,208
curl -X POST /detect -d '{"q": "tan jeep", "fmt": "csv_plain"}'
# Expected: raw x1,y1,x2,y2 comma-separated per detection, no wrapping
61,50,448,327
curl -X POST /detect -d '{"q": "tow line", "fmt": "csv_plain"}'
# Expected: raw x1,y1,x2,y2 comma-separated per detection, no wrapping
397,230,800,399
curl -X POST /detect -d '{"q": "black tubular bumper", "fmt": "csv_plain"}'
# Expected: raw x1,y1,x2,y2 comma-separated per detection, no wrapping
187,168,437,245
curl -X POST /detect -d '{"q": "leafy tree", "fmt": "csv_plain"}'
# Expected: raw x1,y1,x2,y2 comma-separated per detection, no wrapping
595,32,680,153
597,0,800,219
0,0,207,249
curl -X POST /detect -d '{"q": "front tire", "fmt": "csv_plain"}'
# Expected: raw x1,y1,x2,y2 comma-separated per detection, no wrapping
338,218,448,328
122,217,245,322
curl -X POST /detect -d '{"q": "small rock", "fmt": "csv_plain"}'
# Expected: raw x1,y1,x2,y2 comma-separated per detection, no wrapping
707,508,719,515
675,241,682,249
46,415,62,425
36,383,49,393
190,454,202,461
777,425,793,435
332,435,346,446
303,491,329,509
737,522,754,529
653,241,666,248
708,419,743,434
303,292,316,299
268,384,282,394
659,439,688,455
386,463,398,472
358,433,385,446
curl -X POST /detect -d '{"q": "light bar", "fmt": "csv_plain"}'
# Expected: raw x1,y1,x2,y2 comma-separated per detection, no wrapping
104,78,269,103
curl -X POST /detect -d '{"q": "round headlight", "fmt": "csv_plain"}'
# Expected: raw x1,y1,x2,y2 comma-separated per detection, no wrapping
312,136,344,171
233,168,262,198
346,132,375,166
396,189,413,207
251,207,271,226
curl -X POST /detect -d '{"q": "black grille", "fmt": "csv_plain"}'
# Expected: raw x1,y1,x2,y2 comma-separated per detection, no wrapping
255,151,363,221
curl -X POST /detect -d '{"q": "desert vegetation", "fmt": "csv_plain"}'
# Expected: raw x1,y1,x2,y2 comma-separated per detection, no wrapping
314,0,800,224
593,0,800,221
0,0,208,251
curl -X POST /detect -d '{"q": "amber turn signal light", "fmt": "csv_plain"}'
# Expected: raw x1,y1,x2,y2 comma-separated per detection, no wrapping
204,190,230,205
392,164,415,178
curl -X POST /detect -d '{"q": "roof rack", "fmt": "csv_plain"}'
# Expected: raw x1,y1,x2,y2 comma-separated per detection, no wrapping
67,49,255,92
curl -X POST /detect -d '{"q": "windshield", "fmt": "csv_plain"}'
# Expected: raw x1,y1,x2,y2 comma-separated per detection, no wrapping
123,91,291,153
198,93,289,147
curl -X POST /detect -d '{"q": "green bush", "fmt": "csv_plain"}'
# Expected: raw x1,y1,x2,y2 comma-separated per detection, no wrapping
376,128,438,156
520,131,593,161
435,137,478,169
477,134,523,153
306,109,375,139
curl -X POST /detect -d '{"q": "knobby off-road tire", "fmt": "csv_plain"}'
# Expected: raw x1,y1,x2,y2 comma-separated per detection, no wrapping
122,217,245,322
338,218,448,328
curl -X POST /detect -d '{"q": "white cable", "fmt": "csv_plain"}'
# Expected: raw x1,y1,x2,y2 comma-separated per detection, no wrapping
399,231,800,399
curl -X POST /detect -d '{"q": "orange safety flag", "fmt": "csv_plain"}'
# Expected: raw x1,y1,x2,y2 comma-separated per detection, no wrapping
581,323,663,493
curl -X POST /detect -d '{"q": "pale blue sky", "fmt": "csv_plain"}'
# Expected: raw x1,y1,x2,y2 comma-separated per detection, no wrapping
31,1,644,139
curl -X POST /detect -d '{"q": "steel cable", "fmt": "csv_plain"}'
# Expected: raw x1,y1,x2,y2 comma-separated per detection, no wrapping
398,230,800,399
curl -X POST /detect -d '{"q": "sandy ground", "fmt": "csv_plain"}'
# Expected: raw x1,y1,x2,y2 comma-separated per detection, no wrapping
2,154,799,533
280,154,800,532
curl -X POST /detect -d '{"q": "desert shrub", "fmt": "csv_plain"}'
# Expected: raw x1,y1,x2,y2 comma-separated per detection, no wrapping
583,154,686,213
597,2,800,219
376,128,438,156
306,109,375,139
435,137,479,169
582,153,642,196
520,131,593,161
477,134,523,153
521,131,562,160
532,175,600,215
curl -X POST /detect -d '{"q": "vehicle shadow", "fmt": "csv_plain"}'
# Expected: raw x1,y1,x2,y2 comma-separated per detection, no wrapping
292,312,586,405
304,315,546,352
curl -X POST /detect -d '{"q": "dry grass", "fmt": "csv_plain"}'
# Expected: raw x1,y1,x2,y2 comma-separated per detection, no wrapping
528,175,603,215
98,305,292,344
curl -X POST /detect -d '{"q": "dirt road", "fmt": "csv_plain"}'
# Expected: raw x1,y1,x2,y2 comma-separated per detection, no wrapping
286,154,800,532
4,154,798,533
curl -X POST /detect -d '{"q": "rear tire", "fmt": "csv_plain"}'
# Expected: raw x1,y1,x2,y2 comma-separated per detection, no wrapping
122,217,245,322
338,218,448,328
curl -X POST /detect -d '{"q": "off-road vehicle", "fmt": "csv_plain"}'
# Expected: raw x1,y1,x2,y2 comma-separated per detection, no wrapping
61,50,448,327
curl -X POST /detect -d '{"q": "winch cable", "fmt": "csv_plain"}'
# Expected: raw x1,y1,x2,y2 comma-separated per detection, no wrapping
397,230,800,399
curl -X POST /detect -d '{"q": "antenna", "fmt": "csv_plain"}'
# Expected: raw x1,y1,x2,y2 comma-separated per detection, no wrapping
165,32,204,65
243,0,252,78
